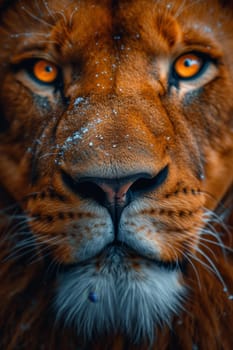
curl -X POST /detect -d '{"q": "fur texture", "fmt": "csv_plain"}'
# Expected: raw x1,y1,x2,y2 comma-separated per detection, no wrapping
0,0,232,349
56,247,184,343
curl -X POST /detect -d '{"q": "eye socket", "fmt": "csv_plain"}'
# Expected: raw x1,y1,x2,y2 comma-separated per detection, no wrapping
173,53,204,79
32,59,59,84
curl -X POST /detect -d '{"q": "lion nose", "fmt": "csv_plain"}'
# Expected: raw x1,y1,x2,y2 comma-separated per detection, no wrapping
62,166,169,221
93,180,134,206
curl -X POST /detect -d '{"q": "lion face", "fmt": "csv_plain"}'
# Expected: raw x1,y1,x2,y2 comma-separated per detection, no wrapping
0,0,232,343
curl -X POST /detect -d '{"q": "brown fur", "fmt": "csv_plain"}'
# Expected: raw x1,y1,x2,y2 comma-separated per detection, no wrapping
0,0,233,349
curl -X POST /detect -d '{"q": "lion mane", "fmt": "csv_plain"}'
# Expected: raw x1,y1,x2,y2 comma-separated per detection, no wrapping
0,0,232,349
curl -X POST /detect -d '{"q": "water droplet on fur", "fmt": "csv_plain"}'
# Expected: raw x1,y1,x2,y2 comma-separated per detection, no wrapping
54,159,61,165
228,295,233,300
204,26,212,33
199,173,205,181
113,34,121,40
74,97,85,106
88,292,98,303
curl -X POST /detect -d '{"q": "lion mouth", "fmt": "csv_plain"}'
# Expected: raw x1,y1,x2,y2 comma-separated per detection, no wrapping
61,242,182,273
101,242,181,269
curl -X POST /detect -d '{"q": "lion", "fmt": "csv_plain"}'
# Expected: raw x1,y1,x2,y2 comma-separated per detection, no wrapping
0,0,232,349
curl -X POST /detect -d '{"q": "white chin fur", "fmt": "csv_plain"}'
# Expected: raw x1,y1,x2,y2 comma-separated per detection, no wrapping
55,250,185,343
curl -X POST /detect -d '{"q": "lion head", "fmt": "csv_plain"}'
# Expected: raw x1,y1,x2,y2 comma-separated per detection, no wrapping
0,0,232,349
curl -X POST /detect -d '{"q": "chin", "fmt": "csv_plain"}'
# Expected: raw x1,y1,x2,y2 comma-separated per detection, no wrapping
55,245,185,344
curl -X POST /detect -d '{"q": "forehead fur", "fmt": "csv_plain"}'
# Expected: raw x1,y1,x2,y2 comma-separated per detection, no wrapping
0,0,232,66
0,0,232,34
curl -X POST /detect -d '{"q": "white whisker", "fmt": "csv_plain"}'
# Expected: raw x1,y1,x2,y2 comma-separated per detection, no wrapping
191,246,229,293
21,6,53,28
42,0,56,21
199,235,233,254
10,32,50,38
174,0,202,18
56,10,68,25
69,7,79,28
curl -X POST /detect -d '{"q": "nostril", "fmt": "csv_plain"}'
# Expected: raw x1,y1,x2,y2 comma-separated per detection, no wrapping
61,165,169,208
74,181,106,204
61,171,107,204
130,165,169,195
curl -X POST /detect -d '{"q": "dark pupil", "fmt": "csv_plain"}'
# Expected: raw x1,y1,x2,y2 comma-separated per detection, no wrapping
45,65,53,73
184,58,193,67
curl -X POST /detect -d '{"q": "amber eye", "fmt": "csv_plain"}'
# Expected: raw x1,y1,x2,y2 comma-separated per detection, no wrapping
32,60,59,84
174,53,204,79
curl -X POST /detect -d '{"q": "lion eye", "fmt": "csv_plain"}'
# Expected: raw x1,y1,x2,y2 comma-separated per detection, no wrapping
32,60,59,84
173,53,204,79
